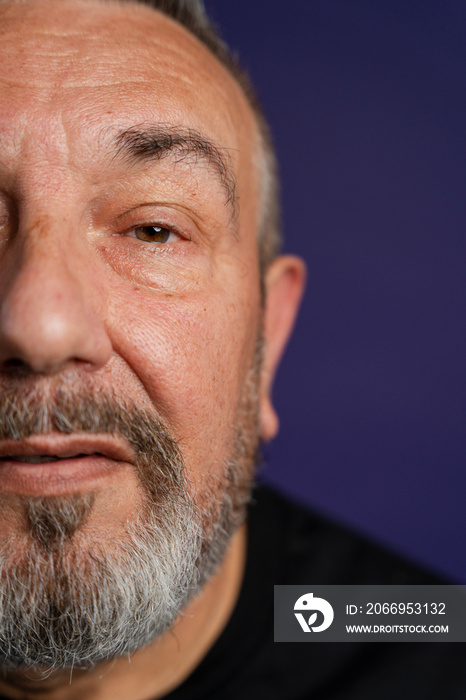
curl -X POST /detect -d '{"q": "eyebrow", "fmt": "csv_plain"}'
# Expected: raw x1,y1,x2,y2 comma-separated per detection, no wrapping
111,124,237,216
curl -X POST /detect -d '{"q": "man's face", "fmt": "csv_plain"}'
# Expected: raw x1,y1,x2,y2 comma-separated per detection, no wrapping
0,0,264,492
0,0,268,669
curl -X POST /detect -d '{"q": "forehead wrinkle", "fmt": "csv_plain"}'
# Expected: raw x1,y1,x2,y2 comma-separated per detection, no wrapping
108,123,238,225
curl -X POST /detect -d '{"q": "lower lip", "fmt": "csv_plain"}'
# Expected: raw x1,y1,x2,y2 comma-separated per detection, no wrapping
0,456,129,496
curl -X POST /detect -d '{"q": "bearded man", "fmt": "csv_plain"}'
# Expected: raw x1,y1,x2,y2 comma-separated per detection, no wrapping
0,1,463,699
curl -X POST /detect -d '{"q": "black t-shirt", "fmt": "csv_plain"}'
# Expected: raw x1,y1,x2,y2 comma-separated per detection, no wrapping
165,485,465,699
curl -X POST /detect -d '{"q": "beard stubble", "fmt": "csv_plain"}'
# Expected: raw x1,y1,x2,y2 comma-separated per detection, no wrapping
0,340,262,672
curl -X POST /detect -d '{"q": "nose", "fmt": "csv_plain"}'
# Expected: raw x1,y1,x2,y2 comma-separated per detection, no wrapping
0,232,112,375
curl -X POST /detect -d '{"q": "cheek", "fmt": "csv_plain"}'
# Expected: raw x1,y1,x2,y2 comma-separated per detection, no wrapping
107,282,260,479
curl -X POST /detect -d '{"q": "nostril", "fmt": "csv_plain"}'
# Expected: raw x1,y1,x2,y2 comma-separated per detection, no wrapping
0,264,112,373
4,358,25,367
2,358,30,373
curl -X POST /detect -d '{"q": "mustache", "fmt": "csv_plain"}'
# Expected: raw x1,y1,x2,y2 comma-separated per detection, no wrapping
0,387,185,501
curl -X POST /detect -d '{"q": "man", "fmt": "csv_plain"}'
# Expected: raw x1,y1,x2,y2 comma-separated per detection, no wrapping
0,1,463,699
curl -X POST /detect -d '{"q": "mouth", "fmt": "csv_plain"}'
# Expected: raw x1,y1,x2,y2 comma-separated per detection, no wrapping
0,435,135,496
3,453,102,463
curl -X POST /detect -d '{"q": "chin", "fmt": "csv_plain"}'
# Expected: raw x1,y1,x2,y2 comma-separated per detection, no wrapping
0,467,251,673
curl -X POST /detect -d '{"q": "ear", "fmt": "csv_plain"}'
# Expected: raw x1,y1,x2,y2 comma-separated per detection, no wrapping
260,255,306,441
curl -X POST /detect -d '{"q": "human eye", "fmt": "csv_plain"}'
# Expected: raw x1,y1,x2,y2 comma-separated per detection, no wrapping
129,224,180,244
98,204,210,289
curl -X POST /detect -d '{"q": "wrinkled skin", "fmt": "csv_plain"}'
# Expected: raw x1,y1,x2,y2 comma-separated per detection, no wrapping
0,1,305,698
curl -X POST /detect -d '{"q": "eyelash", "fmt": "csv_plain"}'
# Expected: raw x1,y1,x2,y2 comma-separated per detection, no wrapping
127,224,181,244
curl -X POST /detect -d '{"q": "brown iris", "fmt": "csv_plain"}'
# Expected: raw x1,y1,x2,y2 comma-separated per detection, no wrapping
134,226,171,243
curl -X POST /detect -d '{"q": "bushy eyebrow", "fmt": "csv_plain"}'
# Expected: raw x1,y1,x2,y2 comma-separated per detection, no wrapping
111,124,237,216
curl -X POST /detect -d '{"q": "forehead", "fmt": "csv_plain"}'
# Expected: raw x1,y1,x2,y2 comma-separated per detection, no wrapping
0,0,259,183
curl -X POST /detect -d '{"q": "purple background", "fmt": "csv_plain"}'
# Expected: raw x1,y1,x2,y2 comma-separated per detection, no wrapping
204,1,466,582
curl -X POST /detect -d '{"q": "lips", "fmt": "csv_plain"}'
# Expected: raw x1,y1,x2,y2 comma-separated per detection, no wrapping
4,454,95,463
0,434,134,461
0,435,135,496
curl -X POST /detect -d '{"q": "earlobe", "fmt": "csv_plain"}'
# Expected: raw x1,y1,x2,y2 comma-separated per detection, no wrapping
260,255,306,442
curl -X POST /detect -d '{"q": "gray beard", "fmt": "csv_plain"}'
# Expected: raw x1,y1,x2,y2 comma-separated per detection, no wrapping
0,370,260,673
0,492,204,671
